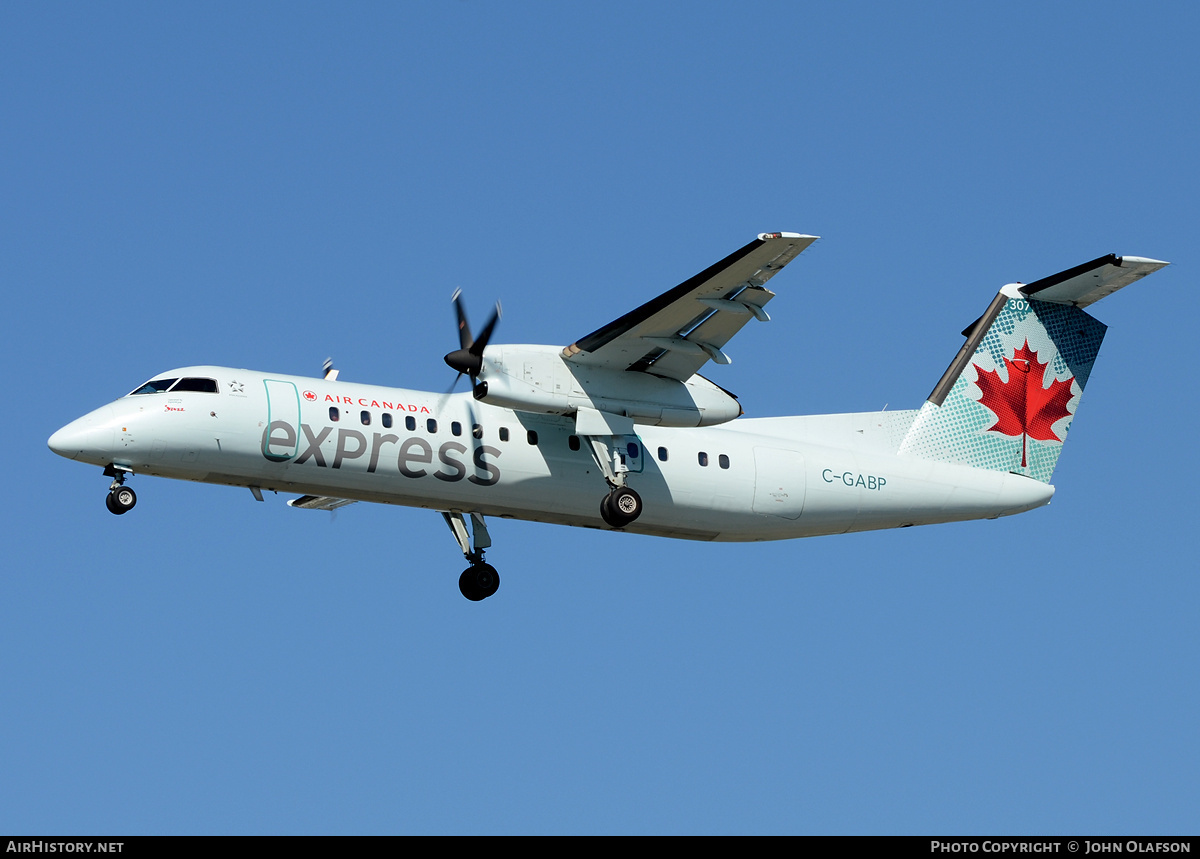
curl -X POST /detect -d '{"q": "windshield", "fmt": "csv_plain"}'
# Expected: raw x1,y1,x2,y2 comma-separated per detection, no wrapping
128,378,178,396
171,378,219,393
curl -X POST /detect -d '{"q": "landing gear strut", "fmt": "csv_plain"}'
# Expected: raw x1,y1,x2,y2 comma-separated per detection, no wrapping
443,511,500,601
104,465,136,515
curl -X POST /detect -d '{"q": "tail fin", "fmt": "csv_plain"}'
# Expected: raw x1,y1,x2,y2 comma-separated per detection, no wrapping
898,254,1168,482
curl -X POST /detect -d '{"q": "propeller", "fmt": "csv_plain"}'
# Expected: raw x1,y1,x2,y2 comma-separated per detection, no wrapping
443,288,501,392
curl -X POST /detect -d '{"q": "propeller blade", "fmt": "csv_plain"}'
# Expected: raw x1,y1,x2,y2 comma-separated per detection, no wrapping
452,288,473,351
470,301,502,358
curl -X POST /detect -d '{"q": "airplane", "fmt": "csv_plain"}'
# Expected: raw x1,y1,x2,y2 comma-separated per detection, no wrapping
47,233,1168,600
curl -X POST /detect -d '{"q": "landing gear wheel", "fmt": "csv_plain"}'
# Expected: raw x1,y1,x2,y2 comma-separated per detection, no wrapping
600,486,642,528
107,486,137,515
459,563,500,601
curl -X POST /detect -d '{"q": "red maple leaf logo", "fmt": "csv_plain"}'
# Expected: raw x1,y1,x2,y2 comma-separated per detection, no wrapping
973,340,1076,467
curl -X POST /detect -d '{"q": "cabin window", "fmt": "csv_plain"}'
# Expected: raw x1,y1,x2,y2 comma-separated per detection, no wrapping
171,378,219,393
360,410,371,426
698,451,708,467
406,416,416,431
451,421,462,437
527,430,538,446
129,378,177,396
719,454,730,469
627,442,639,459
427,419,438,434
499,427,510,442
472,424,483,439
330,407,340,422
568,435,580,451
382,413,393,429
658,446,668,462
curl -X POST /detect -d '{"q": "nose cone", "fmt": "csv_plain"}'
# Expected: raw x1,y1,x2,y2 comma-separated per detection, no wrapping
48,422,82,459
48,405,116,463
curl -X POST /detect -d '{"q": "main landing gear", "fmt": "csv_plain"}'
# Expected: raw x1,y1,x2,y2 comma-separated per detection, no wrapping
600,485,642,529
443,511,500,601
582,434,644,530
104,465,136,515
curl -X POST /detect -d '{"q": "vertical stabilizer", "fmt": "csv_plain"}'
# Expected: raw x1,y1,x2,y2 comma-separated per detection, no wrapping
898,254,1167,483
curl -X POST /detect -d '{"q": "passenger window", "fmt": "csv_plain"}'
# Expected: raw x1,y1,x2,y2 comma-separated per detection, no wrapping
472,424,483,439
360,410,371,426
330,407,340,422
171,378,219,393
451,421,462,437
698,452,708,466
627,442,639,459
527,430,538,446
406,416,416,431
568,435,580,451
499,427,510,442
719,454,730,469
382,413,393,429
129,379,178,396
427,419,438,433
658,446,668,462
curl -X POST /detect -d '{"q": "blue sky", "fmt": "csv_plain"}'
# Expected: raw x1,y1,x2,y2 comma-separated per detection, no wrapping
3,2,1197,834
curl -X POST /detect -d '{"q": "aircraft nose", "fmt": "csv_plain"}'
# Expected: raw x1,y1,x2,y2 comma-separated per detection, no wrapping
48,406,116,462
48,422,83,459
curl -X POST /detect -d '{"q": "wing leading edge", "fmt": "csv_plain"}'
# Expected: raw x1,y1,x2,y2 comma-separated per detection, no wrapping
561,232,818,381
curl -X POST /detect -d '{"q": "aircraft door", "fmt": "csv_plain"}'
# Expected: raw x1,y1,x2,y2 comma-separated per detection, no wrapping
263,379,302,462
752,447,805,519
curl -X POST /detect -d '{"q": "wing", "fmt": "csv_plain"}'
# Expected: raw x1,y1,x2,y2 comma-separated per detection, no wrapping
560,232,818,381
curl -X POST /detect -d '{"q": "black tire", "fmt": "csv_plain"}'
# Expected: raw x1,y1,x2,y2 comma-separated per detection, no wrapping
473,563,500,598
110,485,137,513
601,486,642,528
600,493,620,527
105,492,122,515
459,563,500,601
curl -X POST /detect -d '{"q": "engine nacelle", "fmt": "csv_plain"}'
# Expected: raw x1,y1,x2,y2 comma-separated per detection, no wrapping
473,344,741,427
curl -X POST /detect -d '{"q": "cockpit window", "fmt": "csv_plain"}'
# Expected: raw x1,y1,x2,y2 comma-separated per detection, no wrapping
170,378,219,393
129,378,178,396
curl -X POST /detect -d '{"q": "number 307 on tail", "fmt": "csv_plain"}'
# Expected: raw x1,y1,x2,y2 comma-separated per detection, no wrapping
49,233,1168,600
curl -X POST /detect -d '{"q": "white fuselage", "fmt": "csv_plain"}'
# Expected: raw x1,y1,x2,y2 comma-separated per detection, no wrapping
49,365,1054,541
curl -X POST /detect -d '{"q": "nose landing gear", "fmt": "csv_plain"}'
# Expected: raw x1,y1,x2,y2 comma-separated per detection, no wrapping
443,511,500,601
106,485,137,515
458,562,500,601
103,465,137,515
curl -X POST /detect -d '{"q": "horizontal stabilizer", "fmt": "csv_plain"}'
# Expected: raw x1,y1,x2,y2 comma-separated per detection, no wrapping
287,495,357,511
1020,254,1169,308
